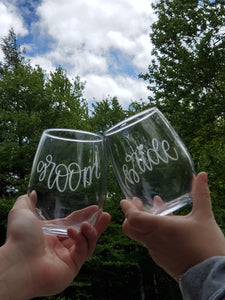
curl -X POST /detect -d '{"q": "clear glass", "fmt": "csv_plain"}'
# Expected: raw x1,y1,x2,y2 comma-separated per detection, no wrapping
28,129,106,237
104,107,195,215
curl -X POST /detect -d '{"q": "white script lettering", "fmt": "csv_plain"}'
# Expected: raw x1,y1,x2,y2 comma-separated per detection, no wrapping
37,154,101,192
122,138,179,188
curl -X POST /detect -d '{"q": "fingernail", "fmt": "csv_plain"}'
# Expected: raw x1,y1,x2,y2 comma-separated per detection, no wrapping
199,172,208,183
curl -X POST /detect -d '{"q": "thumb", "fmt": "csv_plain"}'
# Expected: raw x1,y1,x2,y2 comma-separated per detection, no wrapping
28,190,38,211
192,172,212,217
120,199,135,217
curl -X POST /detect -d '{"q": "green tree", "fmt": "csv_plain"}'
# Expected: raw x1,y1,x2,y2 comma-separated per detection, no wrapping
127,99,152,115
90,96,126,132
0,30,87,198
140,0,225,224
141,0,225,138
0,28,24,69
0,63,46,197
44,67,88,129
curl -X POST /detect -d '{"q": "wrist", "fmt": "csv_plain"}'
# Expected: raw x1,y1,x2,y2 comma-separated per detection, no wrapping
0,240,35,300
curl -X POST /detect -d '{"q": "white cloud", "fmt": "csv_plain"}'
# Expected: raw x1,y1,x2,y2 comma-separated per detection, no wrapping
30,54,55,73
0,2,28,37
0,1,28,60
83,74,150,107
0,0,158,107
36,0,154,56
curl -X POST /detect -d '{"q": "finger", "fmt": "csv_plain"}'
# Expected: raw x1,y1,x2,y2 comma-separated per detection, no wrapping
11,193,37,212
80,222,98,257
28,190,38,211
122,203,162,233
131,197,144,210
120,199,134,215
67,227,80,241
191,172,212,217
153,196,163,205
153,195,164,211
122,215,153,245
93,212,111,238
122,218,132,238
67,228,89,254
67,228,88,269
153,196,173,216
121,199,148,220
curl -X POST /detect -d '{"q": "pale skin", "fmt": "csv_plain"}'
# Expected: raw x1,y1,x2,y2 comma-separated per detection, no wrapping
0,192,111,300
120,172,225,281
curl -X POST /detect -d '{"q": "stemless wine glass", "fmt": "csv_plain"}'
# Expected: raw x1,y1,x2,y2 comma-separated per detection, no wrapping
104,107,195,215
28,129,106,236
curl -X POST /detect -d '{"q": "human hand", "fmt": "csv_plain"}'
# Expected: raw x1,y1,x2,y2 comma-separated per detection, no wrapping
0,192,110,299
120,172,225,281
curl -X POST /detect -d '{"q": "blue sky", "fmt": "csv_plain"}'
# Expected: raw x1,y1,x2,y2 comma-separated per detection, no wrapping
0,0,157,107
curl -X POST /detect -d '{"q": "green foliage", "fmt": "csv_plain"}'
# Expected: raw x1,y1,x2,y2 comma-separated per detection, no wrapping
44,67,88,129
141,0,225,228
0,31,88,198
2,6,225,297
141,0,225,140
127,98,153,115
90,96,126,132
0,28,25,69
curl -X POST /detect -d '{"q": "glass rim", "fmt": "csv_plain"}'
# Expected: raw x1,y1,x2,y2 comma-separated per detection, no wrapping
104,107,159,136
43,128,103,142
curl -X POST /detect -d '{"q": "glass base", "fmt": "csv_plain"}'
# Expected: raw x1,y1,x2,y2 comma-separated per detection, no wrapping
150,194,192,216
42,224,80,237
41,209,101,237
